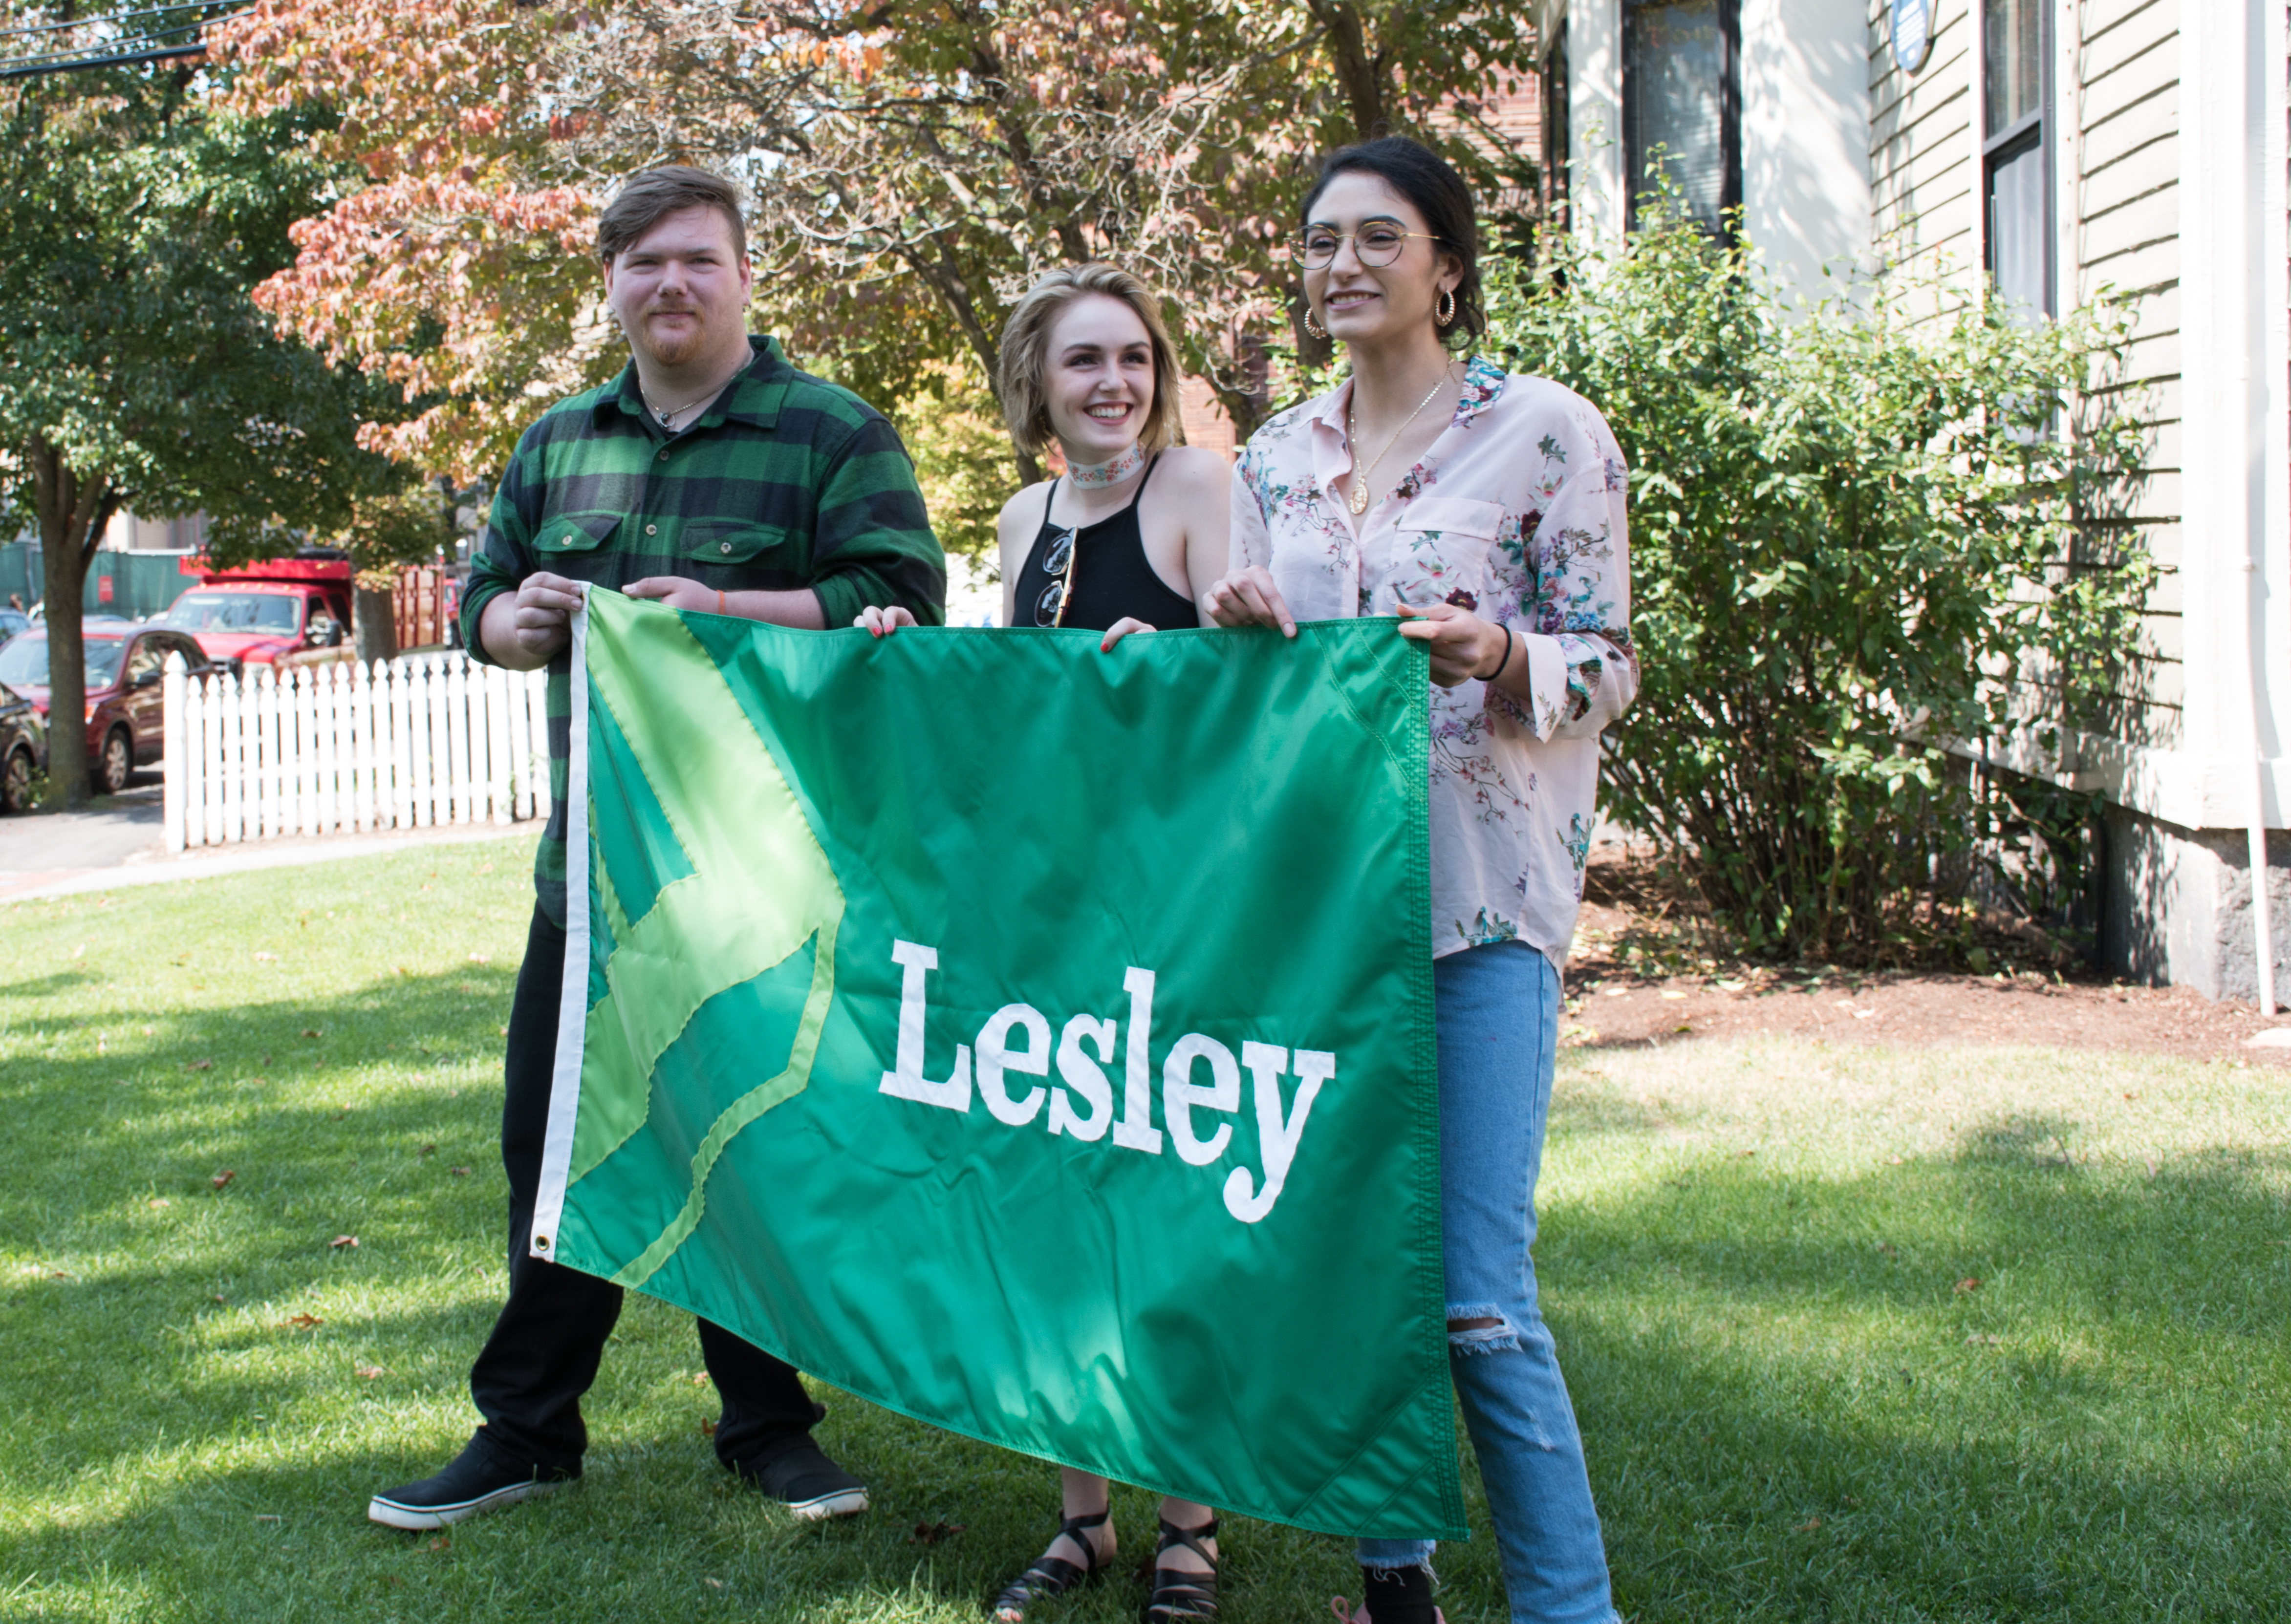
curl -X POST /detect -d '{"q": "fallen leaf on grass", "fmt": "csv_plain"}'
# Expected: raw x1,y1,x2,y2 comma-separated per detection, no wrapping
301,1028,322,1038
1954,1277,1982,1294
185,1059,213,1071
420,1144,436,1156
2145,1157,2160,1177
700,1419,716,1437
148,1197,172,1209
1965,1333,2004,1346
356,1365,385,1379
330,1235,359,1250
254,952,276,963
1795,1517,1822,1533
450,1166,471,1177
1885,1154,1904,1165
282,1313,324,1329
909,1521,966,1545
691,1371,711,1387
426,1537,451,1553
141,1026,154,1036
212,1294,227,1303
211,1170,236,1190
468,952,491,963
256,1514,281,1524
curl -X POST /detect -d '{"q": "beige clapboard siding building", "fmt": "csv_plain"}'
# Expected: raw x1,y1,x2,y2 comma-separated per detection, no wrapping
1534,0,2289,1000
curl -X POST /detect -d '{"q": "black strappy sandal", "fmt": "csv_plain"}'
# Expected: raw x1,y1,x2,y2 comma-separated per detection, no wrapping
1146,1517,1220,1624
992,1508,1111,1623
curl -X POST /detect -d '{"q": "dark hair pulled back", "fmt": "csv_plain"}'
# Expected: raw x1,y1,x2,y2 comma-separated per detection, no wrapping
1299,136,1484,349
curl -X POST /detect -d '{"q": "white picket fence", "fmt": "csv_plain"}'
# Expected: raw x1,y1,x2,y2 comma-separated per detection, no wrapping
160,652,550,854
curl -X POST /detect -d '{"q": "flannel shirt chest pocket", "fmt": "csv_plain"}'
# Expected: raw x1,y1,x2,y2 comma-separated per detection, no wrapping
1391,497,1506,612
532,511,620,557
683,518,793,570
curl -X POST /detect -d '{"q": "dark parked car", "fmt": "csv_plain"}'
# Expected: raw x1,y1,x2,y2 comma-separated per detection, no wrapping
0,624,217,793
0,680,44,812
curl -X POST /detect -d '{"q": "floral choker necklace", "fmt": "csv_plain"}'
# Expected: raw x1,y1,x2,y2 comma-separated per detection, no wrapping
1064,441,1147,488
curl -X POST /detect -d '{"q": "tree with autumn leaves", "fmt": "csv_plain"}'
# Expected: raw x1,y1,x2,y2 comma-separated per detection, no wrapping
0,54,441,808
214,0,1539,544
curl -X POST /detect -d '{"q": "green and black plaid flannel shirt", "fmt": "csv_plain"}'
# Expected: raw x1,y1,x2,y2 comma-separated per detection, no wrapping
461,335,947,926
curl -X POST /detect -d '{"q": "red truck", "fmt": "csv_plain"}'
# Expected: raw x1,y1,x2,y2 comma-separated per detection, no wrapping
158,553,355,674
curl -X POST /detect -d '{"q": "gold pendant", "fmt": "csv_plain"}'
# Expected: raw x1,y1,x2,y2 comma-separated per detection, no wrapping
1348,481,1370,516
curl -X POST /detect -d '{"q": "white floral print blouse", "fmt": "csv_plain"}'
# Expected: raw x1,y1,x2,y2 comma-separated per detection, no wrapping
1231,356,1636,967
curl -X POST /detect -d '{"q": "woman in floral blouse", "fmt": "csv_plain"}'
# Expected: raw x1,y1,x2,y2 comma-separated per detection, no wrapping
1204,137,1632,1624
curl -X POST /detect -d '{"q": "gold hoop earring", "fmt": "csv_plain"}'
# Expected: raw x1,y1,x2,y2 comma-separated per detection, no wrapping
1436,288,1457,328
1304,304,1328,340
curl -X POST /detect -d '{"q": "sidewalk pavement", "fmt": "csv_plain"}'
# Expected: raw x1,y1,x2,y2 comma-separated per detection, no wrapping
0,779,536,903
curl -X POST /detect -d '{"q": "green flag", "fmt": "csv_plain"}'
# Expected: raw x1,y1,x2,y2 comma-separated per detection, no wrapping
532,587,1461,1539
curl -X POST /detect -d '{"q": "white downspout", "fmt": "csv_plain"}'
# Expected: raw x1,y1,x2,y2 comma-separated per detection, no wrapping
2240,552,2276,1016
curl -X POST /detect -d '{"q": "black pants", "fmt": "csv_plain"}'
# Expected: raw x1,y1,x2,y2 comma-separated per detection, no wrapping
469,906,824,1474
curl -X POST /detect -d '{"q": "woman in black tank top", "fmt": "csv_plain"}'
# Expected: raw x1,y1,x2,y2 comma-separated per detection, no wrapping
1007,452,1202,632
849,264,1232,1624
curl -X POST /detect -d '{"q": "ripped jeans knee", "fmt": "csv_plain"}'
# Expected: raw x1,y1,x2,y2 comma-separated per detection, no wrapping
1446,1302,1522,1357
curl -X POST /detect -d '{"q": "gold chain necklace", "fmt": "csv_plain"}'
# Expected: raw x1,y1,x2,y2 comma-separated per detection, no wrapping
1346,370,1454,516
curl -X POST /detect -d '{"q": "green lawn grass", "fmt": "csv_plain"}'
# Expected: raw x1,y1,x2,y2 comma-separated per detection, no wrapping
2,843,2285,1622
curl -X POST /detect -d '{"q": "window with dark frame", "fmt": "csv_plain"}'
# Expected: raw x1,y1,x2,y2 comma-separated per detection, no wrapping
1621,0,1740,235
1984,0,2052,320
1542,16,1571,241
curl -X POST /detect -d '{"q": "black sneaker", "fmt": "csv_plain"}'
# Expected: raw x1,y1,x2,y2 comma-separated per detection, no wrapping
732,1434,867,1521
368,1436,578,1530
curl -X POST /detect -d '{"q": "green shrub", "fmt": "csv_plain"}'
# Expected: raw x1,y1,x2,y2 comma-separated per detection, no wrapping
1484,202,2152,962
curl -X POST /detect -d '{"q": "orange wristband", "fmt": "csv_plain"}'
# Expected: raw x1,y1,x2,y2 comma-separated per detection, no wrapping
716,588,725,616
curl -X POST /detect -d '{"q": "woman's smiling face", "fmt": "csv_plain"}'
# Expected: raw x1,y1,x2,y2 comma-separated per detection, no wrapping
1303,171,1458,348
1043,293,1158,461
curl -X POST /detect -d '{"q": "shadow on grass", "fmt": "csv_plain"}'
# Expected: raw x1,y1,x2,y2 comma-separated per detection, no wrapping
7,982,2287,1623
1539,1113,2290,1622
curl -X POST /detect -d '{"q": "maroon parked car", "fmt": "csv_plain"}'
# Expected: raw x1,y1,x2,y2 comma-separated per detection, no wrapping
0,624,218,793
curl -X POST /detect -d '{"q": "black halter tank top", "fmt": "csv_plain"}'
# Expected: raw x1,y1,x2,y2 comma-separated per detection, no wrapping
1009,454,1199,632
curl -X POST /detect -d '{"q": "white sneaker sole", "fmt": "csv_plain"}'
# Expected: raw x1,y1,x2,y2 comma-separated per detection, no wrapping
367,1476,569,1530
786,1486,868,1522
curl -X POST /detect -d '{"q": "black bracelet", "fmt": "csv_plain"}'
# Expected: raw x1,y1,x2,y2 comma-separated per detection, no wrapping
1477,626,1515,684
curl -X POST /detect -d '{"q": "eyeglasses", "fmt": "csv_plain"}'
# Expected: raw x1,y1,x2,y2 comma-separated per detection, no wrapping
1295,224,1439,268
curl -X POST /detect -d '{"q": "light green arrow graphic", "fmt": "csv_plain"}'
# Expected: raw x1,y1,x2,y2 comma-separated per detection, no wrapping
573,590,843,1288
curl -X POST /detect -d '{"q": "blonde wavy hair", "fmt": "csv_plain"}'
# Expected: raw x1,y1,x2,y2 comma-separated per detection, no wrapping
997,264,1186,457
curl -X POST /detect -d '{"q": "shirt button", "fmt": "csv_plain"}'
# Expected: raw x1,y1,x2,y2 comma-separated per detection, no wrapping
657,449,669,461
719,542,732,554
645,523,658,536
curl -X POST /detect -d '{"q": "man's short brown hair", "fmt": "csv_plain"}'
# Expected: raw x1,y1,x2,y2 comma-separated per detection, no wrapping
597,166,748,266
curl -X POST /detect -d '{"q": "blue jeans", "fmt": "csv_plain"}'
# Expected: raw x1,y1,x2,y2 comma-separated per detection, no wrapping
1357,941,1617,1624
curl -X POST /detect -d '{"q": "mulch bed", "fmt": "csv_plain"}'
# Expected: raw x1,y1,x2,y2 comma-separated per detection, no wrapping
1562,852,2291,1065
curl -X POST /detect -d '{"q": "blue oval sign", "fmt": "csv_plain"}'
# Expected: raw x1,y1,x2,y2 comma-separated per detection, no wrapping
1892,0,1932,73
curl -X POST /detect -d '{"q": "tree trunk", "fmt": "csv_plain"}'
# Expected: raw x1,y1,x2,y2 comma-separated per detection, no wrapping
27,434,118,810
353,578,398,663
1306,0,1389,141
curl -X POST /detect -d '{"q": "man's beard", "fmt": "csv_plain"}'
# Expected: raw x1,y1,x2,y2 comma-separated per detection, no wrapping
635,307,708,368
